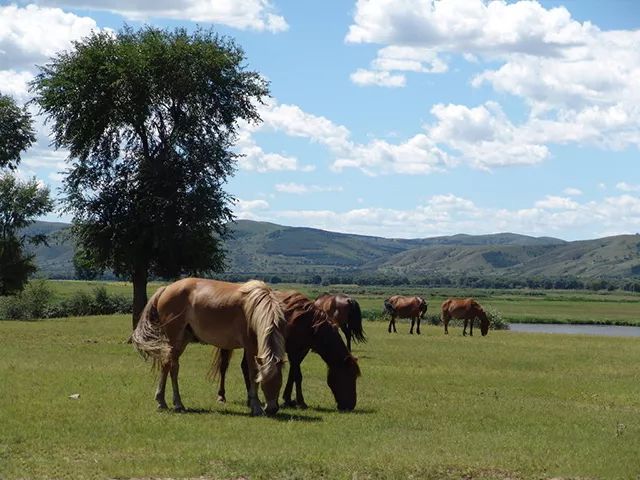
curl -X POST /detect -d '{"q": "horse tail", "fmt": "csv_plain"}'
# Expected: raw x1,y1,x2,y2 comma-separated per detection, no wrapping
131,286,170,369
240,280,286,383
209,348,233,382
383,299,396,316
348,299,367,343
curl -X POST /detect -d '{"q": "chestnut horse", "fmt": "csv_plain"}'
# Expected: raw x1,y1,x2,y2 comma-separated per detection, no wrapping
314,293,366,351
384,295,428,334
441,298,489,336
214,291,361,411
131,278,286,416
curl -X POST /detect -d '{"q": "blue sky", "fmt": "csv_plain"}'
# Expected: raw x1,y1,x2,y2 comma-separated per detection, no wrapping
2,0,640,240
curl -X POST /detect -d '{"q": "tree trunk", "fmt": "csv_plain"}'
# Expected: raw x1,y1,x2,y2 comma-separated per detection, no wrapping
132,268,148,330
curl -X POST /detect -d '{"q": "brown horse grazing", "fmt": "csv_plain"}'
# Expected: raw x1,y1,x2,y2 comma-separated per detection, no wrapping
215,290,361,411
441,298,489,337
131,278,286,416
314,293,366,352
384,295,428,334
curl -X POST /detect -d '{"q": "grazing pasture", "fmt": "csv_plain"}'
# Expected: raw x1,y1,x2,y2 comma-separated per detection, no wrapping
1,313,639,479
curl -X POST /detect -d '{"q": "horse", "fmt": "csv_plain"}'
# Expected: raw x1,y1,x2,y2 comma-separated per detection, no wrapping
383,295,428,334
214,290,361,411
131,278,287,416
314,293,366,351
441,298,489,336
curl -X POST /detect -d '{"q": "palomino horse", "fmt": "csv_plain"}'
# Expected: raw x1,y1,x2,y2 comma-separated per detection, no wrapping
131,278,286,416
214,290,361,411
441,298,489,336
384,295,428,334
314,293,366,352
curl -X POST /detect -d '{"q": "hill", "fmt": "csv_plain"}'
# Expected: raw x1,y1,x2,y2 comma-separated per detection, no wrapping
22,219,640,281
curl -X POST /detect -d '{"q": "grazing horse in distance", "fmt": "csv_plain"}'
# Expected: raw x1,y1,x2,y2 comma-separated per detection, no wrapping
214,290,361,411
314,293,366,352
441,298,490,337
384,295,428,334
131,278,286,416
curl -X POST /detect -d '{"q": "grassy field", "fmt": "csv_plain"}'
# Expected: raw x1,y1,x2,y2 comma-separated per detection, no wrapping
1,314,640,479
39,280,640,326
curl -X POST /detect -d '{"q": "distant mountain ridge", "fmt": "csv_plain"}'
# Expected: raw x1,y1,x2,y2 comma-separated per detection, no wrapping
24,219,640,280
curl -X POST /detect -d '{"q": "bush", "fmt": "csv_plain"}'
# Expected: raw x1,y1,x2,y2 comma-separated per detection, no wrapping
0,282,131,320
0,279,54,320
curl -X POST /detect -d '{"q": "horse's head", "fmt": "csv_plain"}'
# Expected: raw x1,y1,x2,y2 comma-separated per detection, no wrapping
419,299,428,319
256,356,285,415
327,355,360,411
479,310,490,336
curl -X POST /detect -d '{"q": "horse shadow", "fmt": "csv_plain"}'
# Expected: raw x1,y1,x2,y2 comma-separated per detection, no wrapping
172,406,322,423
292,405,377,415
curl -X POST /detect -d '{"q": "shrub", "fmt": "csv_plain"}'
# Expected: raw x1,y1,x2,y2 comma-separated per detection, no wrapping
0,279,54,320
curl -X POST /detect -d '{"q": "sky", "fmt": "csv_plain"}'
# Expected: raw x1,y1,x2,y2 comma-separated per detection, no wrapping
2,0,640,240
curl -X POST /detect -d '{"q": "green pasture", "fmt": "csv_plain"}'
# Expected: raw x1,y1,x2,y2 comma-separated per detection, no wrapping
36,280,640,326
1,315,639,479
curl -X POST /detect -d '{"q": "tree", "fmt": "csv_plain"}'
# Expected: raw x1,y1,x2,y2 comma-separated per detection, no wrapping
31,26,270,327
0,174,53,295
0,93,36,170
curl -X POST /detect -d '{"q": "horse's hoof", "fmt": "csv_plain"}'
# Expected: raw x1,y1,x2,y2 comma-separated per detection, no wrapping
157,403,168,411
250,407,265,417
217,395,226,404
174,405,186,413
409,331,413,335
283,399,297,408
297,402,308,410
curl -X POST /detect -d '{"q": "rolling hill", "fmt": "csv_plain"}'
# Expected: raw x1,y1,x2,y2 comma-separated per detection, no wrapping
22,220,640,280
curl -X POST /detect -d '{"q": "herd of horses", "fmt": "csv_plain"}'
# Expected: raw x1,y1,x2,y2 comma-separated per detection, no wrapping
132,278,490,416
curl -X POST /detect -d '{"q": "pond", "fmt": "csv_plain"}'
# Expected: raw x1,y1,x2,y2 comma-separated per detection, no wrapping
509,323,640,337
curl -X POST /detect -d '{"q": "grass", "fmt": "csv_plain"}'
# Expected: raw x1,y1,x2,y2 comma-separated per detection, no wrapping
36,280,640,326
1,315,640,479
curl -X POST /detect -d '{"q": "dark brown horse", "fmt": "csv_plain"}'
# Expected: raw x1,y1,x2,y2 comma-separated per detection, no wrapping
384,295,428,334
214,290,361,411
131,279,286,416
441,298,489,336
314,293,366,351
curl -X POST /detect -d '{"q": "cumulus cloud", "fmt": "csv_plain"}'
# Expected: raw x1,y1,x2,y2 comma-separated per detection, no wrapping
0,4,101,69
275,183,343,194
350,69,406,88
236,192,640,239
32,0,288,32
616,182,640,192
233,198,270,220
563,188,583,196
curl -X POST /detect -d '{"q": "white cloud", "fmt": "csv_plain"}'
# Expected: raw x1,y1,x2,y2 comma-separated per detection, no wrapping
234,198,270,220
350,69,406,88
237,192,640,239
616,182,640,192
0,5,100,69
563,188,582,196
33,0,288,32
0,70,34,102
275,183,343,194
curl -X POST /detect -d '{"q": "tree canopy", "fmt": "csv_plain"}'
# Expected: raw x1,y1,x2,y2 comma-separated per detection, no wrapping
31,26,270,325
0,93,36,170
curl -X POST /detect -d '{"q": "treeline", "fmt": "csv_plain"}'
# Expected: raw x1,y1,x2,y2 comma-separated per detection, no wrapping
215,272,640,292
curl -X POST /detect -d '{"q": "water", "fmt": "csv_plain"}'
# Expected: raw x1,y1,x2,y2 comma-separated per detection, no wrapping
509,323,640,337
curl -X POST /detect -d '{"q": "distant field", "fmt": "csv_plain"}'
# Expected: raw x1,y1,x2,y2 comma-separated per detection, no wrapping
1,315,639,479
39,280,640,326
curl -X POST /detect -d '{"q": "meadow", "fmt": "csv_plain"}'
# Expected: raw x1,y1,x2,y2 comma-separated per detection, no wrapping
37,279,640,327
1,311,640,479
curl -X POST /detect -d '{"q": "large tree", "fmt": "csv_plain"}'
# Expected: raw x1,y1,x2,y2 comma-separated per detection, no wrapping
0,174,53,295
31,26,269,327
0,93,36,170
0,93,52,295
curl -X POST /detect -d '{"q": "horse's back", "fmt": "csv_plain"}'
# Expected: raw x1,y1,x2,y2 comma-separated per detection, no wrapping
388,295,422,317
441,297,478,318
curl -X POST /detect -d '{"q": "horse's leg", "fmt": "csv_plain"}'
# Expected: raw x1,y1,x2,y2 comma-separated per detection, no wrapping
392,315,397,333
388,316,393,333
293,357,308,409
410,317,415,334
463,319,468,336
282,355,298,408
155,363,170,410
240,351,251,406
443,313,449,335
416,315,421,335
217,349,231,403
243,345,265,416
469,317,474,337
